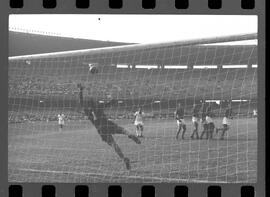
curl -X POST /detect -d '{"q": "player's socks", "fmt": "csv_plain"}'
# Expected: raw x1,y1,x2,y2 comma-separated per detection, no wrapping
124,157,131,170
182,134,185,140
200,133,204,139
194,132,199,139
135,130,139,137
176,130,181,140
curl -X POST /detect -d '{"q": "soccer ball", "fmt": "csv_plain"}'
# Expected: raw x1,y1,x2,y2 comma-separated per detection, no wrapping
89,64,98,74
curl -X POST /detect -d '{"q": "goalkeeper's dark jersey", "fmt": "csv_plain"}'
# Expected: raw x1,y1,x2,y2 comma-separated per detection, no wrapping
79,87,112,128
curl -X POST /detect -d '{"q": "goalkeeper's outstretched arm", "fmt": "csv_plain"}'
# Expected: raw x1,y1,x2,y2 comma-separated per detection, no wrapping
77,83,95,108
77,83,93,113
77,83,85,110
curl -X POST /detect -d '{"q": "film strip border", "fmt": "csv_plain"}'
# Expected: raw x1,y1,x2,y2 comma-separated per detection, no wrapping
2,0,265,197
9,184,255,197
9,0,255,9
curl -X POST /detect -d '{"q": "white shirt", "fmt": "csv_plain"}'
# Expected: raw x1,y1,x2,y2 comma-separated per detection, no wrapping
58,114,65,124
134,111,144,123
222,117,230,125
206,116,213,123
253,110,257,116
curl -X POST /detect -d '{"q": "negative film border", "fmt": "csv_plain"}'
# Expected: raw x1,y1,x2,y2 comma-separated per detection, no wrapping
0,0,265,197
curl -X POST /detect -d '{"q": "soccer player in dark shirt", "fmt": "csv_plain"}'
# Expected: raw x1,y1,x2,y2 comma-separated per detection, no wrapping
216,103,233,140
77,84,141,170
200,102,209,139
205,105,215,139
175,103,186,140
190,103,200,139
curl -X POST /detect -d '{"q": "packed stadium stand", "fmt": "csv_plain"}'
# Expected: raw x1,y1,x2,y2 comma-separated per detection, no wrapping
8,64,257,123
9,66,257,100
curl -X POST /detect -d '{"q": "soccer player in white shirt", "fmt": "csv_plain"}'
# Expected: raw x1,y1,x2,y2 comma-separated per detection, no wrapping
253,109,257,118
216,103,233,140
200,104,214,139
58,113,65,131
134,108,144,137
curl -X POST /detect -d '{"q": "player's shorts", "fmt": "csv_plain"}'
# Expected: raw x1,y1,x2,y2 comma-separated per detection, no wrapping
206,116,213,124
223,124,229,130
177,119,186,126
203,123,208,130
222,117,230,125
134,121,144,126
99,133,115,146
201,118,207,124
58,121,64,125
208,122,215,131
192,116,199,124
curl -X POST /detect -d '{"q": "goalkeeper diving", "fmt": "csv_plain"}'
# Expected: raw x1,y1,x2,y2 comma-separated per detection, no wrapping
77,83,141,170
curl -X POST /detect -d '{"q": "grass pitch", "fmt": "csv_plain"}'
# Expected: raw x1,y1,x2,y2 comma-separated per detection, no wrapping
8,118,257,183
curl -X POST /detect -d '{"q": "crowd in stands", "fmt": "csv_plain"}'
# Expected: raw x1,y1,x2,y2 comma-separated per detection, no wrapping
8,67,257,123
9,68,257,100
8,102,256,124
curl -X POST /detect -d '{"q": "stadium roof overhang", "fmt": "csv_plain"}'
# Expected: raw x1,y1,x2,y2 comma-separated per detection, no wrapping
9,33,257,62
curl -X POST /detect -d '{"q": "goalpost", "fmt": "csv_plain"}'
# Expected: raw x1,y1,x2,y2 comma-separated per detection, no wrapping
8,33,257,183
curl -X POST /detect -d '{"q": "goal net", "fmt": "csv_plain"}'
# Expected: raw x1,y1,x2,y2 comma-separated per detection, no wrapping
8,33,257,183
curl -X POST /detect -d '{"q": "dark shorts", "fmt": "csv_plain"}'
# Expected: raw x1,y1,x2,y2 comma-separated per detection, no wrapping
223,124,229,130
99,133,115,145
203,123,208,130
136,124,143,128
208,122,215,131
